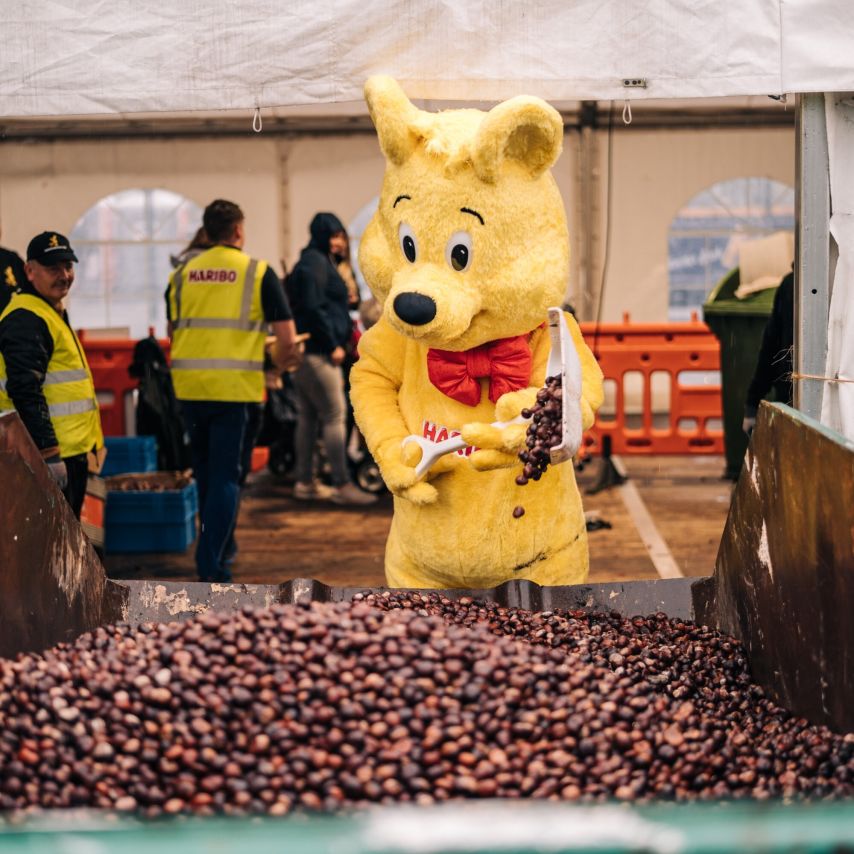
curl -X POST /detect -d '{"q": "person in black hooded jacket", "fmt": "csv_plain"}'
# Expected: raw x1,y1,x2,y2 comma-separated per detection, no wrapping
288,213,375,505
289,214,354,359
742,268,794,436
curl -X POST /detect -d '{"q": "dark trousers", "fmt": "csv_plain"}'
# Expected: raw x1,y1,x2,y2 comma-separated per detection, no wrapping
181,400,248,582
63,453,89,521
240,402,264,487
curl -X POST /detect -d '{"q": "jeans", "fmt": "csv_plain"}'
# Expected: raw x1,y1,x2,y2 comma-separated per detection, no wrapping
293,353,349,486
181,400,248,582
240,402,265,487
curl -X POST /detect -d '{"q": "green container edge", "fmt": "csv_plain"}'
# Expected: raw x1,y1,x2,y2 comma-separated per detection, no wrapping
2,801,854,853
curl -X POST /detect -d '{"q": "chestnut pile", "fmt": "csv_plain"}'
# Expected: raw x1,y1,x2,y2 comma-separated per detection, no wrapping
0,596,850,819
516,375,563,488
106,472,193,493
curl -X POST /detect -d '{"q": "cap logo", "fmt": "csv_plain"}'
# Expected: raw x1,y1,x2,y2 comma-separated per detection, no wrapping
49,234,59,248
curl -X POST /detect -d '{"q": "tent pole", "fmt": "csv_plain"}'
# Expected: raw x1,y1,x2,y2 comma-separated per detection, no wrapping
277,140,292,276
794,94,830,418
577,101,600,321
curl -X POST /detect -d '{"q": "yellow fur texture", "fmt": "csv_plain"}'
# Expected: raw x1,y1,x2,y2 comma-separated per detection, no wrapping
351,76,604,589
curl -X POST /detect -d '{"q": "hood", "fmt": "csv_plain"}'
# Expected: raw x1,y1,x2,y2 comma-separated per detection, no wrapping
307,213,345,254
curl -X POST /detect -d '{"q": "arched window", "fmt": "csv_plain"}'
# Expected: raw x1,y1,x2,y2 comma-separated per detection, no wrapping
667,178,794,321
69,189,202,337
347,195,379,302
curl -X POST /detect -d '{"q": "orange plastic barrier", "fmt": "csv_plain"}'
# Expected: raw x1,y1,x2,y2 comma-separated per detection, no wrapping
578,314,723,455
82,318,723,456
79,476,106,549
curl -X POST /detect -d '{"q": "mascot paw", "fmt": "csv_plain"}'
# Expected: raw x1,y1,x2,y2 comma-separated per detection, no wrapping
378,438,458,499
399,481,439,505
401,442,460,478
461,420,528,453
400,442,422,468
376,441,420,493
494,387,538,423
469,448,520,472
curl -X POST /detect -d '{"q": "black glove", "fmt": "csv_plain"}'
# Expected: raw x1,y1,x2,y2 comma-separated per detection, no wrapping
742,404,758,439
46,455,68,490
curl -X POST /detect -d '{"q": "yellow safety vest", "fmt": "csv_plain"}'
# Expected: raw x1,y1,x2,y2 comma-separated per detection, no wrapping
0,293,104,458
167,245,267,403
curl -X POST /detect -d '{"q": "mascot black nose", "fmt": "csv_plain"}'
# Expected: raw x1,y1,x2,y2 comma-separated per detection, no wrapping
393,292,437,326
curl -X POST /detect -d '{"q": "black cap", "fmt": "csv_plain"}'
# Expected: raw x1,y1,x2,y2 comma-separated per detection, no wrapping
26,231,79,265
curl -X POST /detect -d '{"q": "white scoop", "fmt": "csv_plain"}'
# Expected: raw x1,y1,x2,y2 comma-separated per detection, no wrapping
402,307,583,479
545,305,583,464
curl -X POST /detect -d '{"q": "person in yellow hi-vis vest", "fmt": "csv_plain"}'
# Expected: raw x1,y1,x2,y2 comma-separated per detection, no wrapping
167,199,299,582
0,231,104,520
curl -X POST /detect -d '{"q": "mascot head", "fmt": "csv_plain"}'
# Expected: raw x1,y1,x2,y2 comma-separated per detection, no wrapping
359,76,569,351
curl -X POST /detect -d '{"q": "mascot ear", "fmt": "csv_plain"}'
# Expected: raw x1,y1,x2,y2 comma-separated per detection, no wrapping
365,76,420,166
472,96,563,183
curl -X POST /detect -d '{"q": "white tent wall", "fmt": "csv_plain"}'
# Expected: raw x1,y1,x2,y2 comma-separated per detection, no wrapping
0,120,795,330
0,138,283,266
291,123,796,324
0,135,384,282
285,135,386,266
585,126,794,323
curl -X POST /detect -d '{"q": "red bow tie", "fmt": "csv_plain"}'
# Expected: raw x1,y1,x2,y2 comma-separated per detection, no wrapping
426,334,533,407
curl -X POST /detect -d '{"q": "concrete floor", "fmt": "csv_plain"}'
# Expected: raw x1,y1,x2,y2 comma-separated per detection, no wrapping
105,454,733,588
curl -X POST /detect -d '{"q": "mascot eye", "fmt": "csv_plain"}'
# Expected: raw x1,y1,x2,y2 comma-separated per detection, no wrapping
445,231,473,272
398,223,418,263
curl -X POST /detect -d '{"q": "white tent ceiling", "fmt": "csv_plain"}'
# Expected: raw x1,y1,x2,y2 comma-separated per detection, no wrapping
3,0,854,119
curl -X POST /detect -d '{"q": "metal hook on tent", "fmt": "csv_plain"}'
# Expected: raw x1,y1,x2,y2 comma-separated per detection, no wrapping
252,105,263,133
622,100,633,126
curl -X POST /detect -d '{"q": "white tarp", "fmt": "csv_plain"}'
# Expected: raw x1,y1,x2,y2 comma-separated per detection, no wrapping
3,0,854,119
821,94,854,443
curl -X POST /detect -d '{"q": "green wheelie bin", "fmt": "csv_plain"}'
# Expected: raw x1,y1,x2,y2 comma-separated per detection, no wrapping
703,267,778,480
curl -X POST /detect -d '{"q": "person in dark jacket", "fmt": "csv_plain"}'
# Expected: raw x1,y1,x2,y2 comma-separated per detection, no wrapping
743,268,794,435
0,225,27,313
129,335,192,472
289,213,375,505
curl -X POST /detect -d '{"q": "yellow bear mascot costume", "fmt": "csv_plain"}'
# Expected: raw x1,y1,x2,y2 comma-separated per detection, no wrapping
351,76,604,589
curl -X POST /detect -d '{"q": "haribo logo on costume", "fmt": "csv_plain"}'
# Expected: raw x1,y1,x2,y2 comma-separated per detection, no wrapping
350,76,604,589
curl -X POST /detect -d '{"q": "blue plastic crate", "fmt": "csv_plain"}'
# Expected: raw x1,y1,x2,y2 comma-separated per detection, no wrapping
101,436,158,477
105,479,197,554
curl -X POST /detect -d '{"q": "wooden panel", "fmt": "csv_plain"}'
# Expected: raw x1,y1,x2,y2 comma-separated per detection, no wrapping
709,402,854,732
0,413,107,657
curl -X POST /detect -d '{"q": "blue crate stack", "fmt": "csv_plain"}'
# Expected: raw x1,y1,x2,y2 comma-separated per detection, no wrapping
101,436,158,477
104,479,197,554
102,435,197,554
